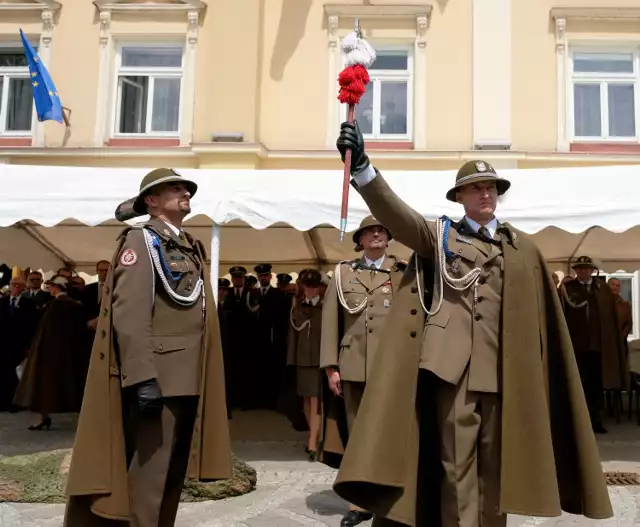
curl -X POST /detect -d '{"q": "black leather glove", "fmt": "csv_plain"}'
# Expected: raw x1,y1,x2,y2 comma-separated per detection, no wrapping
135,379,163,416
336,120,371,176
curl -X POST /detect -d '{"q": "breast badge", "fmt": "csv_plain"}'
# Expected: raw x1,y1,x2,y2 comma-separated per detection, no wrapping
383,299,391,308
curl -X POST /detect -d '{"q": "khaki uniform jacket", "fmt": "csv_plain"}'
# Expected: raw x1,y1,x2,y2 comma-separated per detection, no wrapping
287,299,323,367
64,220,232,524
333,172,612,525
560,278,627,390
320,256,403,382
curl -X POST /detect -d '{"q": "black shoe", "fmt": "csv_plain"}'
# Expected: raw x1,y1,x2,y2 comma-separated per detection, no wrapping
28,417,51,431
593,423,608,434
340,510,373,527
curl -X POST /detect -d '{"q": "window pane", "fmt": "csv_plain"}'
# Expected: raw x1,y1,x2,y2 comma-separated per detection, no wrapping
380,81,407,135
370,52,408,71
118,76,148,133
7,78,33,131
0,49,28,68
608,84,636,137
354,83,373,135
573,53,633,74
151,78,180,132
573,84,601,137
121,47,182,68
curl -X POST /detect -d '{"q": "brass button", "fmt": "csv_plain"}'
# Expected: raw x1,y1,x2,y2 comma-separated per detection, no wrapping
475,314,482,321
410,309,417,315
99,352,105,360
368,328,373,333
122,373,127,380
369,316,373,320
410,331,417,338
103,308,108,316
477,297,484,303
101,330,107,338
411,286,418,294
158,344,163,352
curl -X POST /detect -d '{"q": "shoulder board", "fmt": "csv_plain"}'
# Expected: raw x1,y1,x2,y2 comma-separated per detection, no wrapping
116,224,142,241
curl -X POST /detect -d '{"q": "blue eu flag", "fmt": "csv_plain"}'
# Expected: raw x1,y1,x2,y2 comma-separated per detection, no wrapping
19,29,64,124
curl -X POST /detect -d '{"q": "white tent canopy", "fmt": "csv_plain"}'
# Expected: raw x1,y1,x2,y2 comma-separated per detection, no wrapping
1,163,640,277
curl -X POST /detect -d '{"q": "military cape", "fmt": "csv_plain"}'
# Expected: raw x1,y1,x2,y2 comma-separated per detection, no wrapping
64,224,232,524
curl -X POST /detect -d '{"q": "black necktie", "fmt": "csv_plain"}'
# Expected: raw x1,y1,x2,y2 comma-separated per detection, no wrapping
478,226,491,240
10,297,16,314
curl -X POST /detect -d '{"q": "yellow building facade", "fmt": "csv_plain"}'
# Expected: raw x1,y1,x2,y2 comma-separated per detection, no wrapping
1,0,640,171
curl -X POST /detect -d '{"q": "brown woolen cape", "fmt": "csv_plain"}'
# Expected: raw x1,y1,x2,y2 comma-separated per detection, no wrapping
63,227,232,524
333,228,613,527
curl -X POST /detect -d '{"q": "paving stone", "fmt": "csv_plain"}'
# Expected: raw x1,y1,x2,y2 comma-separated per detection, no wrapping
0,411,638,526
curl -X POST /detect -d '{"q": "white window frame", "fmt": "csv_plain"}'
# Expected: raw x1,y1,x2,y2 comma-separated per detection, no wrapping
599,270,639,341
0,43,36,137
568,45,640,143
111,41,185,138
340,44,414,142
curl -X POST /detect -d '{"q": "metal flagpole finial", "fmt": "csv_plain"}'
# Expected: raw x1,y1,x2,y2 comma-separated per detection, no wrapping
354,18,362,38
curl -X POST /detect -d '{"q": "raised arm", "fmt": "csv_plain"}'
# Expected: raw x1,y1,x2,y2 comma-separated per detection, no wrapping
337,121,435,257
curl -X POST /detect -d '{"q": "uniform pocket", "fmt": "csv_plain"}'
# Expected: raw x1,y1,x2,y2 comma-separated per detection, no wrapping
152,336,187,354
425,306,450,328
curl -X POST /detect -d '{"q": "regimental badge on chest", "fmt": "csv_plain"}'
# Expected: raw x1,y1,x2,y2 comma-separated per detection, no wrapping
383,298,391,308
446,256,461,276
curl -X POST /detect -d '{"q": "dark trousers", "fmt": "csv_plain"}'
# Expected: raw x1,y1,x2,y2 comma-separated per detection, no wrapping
575,351,603,425
124,395,199,527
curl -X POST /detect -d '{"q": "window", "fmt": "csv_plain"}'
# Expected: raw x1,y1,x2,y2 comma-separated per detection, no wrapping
0,47,33,135
114,45,184,136
570,51,639,142
342,48,413,141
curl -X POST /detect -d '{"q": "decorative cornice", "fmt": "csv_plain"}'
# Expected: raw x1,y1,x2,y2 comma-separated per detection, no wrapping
323,3,432,19
187,10,199,45
41,10,54,46
93,0,206,13
0,0,61,12
555,16,566,53
328,14,339,49
550,7,640,21
3,144,640,165
99,11,111,47
416,14,429,49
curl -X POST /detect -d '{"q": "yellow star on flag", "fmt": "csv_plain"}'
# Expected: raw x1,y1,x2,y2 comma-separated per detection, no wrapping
32,81,39,87
31,72,37,77
48,90,53,96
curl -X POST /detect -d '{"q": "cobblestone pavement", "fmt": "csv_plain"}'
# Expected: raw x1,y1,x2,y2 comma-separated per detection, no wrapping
0,410,639,526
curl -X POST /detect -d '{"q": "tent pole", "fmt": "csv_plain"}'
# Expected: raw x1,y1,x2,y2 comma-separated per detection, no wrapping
210,223,221,305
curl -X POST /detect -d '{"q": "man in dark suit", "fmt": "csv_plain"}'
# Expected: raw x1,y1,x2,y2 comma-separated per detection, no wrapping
1,276,37,410
222,266,255,409
82,260,111,327
248,264,290,409
22,271,51,310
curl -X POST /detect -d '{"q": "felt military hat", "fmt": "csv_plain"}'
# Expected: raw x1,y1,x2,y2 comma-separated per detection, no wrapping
277,273,292,285
254,263,272,275
571,255,598,270
246,275,258,287
301,269,323,287
218,278,230,288
352,216,393,250
445,160,511,202
229,266,247,276
115,168,198,221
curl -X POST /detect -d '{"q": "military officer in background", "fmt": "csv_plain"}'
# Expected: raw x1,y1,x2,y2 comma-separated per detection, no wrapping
330,122,612,527
248,263,289,409
222,265,255,410
64,168,231,526
560,256,627,433
320,216,404,527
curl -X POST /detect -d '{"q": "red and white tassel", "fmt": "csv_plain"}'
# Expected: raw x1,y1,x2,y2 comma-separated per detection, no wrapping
337,32,376,106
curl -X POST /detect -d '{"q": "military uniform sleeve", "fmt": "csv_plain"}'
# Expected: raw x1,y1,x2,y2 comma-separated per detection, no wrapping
112,229,157,388
319,273,340,370
355,169,435,258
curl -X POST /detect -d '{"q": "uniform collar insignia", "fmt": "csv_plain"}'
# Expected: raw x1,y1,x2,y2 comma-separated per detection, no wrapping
455,233,473,245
